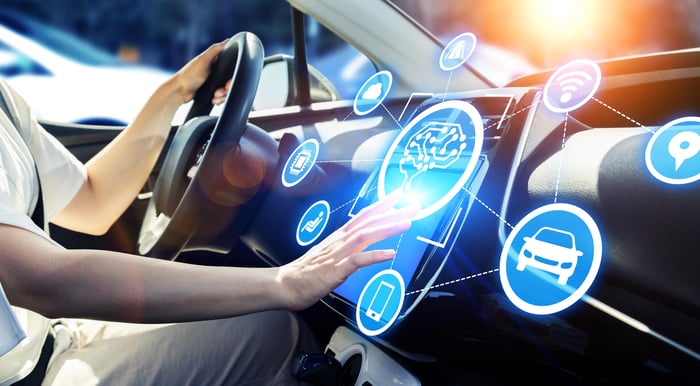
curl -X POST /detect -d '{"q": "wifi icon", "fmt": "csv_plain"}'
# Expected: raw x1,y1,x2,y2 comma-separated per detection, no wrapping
543,59,602,113
557,71,593,103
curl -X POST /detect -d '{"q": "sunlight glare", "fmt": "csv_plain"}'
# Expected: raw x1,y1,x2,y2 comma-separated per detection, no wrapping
532,0,593,35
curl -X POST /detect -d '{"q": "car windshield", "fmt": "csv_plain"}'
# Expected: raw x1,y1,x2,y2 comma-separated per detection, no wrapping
391,0,700,80
2,0,699,123
535,228,574,248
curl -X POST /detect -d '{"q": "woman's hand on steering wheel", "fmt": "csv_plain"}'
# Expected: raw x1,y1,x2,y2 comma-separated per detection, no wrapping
173,39,233,105
212,79,233,105
138,32,266,260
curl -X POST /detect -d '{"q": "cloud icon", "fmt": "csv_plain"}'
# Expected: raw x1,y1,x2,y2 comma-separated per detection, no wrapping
353,71,393,116
361,83,383,100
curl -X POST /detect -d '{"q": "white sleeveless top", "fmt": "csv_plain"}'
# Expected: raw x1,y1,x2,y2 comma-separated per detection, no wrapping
0,80,86,384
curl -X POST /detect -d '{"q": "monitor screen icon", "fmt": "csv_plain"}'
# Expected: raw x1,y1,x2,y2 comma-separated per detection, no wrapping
290,149,312,176
282,139,320,187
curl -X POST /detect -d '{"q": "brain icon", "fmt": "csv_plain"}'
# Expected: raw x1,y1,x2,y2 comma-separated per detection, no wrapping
399,122,467,189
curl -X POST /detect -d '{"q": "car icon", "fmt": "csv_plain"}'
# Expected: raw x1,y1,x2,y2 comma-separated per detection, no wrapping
516,226,582,285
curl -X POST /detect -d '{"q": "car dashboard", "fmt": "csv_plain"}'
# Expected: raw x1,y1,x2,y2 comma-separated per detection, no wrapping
233,49,700,384
44,48,699,385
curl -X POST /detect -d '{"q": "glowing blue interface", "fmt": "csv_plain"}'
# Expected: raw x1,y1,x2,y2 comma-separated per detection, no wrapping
330,99,485,316
332,185,456,308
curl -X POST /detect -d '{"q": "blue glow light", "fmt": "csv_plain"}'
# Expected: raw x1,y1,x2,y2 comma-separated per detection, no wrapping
355,269,405,336
543,59,601,113
645,116,700,185
282,139,319,188
353,71,393,116
499,203,602,315
378,100,484,220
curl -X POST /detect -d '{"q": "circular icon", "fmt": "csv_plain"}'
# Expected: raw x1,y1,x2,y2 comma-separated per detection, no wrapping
543,59,602,113
295,200,330,246
378,100,484,220
353,71,393,116
356,269,405,336
439,32,477,71
499,203,602,315
282,139,319,188
645,116,700,185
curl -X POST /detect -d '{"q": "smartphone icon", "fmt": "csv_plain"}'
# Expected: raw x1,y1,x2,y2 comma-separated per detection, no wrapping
365,281,395,322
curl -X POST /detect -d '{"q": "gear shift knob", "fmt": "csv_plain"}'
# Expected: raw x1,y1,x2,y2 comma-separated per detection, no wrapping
293,352,342,385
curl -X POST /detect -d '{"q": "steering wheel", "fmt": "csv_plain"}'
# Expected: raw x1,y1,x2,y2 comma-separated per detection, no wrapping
138,32,270,260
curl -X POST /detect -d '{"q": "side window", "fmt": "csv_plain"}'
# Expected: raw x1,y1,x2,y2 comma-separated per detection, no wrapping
253,16,376,111
305,19,376,101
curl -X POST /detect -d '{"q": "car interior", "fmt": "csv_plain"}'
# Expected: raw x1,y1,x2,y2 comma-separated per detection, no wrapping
29,1,699,385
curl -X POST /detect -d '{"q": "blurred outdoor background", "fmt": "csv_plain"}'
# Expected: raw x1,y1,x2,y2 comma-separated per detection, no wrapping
1,0,699,124
2,0,297,71
4,0,699,71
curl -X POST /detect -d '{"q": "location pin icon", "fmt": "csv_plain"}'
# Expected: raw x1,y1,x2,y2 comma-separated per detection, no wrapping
668,130,700,171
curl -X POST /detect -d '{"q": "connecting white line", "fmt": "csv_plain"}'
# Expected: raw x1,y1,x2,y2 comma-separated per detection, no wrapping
341,110,354,122
398,92,434,122
389,232,404,270
381,103,403,129
592,96,652,133
329,198,356,216
406,268,499,295
553,113,569,203
462,186,514,230
316,158,384,165
442,71,453,102
502,99,541,122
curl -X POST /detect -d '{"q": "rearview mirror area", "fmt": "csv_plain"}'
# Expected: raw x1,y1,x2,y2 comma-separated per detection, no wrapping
253,54,340,110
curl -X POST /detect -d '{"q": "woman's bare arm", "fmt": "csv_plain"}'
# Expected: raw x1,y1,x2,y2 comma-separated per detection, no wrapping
52,41,231,235
0,193,418,323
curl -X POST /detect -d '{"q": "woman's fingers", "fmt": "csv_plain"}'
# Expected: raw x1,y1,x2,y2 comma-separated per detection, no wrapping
278,188,421,310
344,189,417,232
212,79,233,105
343,249,396,272
326,194,420,272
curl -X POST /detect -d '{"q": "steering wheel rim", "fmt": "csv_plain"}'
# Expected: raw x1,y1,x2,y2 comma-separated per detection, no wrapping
138,32,264,260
